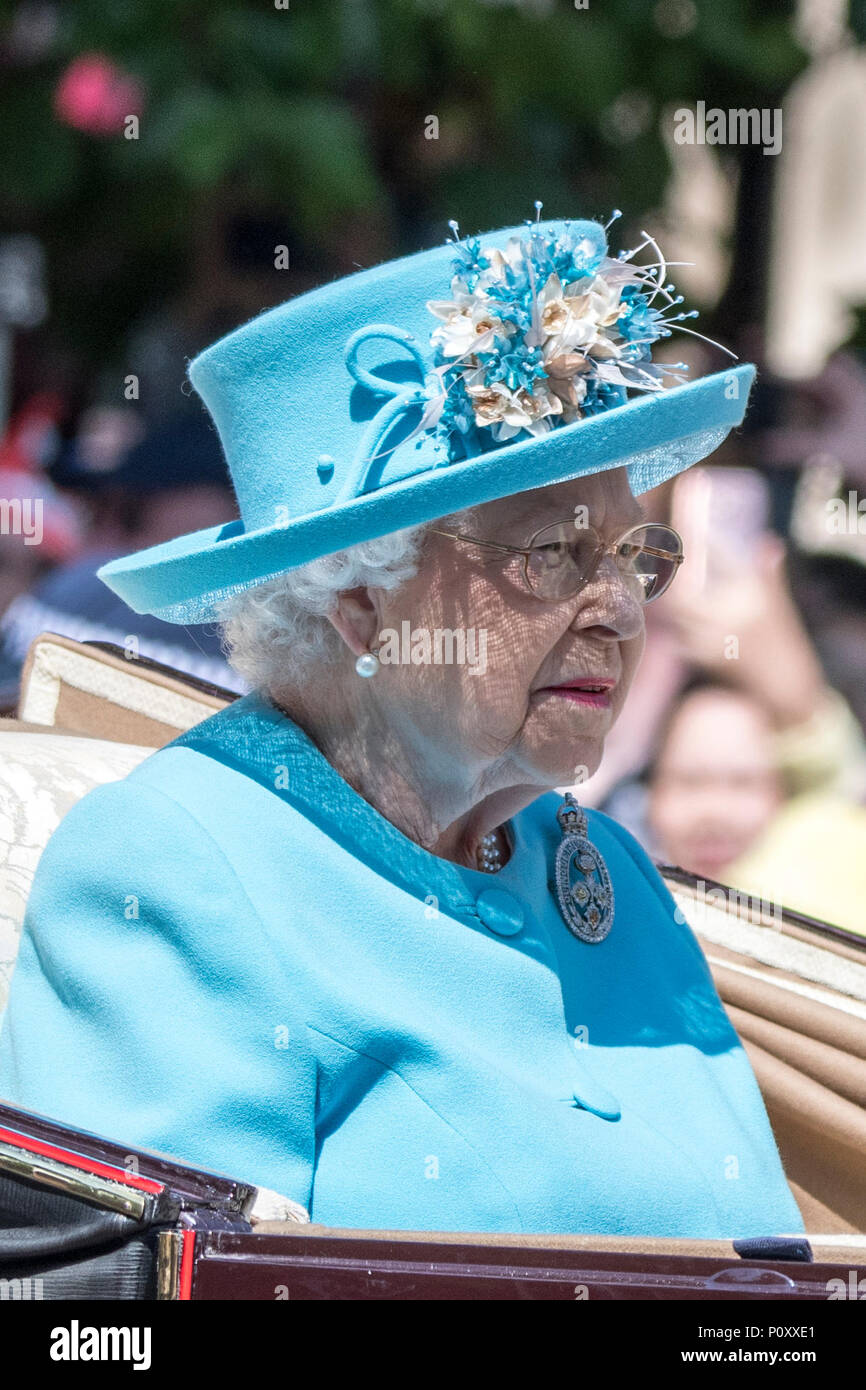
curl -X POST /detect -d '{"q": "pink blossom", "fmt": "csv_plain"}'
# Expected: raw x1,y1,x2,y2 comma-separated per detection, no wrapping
54,54,143,136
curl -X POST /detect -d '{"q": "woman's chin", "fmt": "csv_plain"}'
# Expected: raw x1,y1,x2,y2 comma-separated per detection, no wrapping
521,709,607,781
525,738,604,790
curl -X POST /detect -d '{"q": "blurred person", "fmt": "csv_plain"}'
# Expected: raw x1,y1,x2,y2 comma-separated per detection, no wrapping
0,394,85,709
0,472,82,711
755,350,866,732
789,550,866,736
0,392,64,477
0,465,81,617
0,404,246,698
662,526,866,803
593,465,866,932
647,678,784,881
583,463,866,812
643,676,866,936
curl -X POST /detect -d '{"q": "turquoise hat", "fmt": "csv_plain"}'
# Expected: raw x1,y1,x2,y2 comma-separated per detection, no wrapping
98,214,754,624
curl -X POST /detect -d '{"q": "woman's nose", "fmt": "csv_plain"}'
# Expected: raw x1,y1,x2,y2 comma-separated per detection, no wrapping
570,555,646,641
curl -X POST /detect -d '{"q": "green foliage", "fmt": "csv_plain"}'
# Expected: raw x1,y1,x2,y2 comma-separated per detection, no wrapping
0,0,808,365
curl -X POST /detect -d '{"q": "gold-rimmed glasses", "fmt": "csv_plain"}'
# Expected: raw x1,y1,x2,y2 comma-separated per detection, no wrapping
431,519,684,604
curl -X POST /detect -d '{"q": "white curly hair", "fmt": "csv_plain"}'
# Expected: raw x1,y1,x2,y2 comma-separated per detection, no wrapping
219,508,477,692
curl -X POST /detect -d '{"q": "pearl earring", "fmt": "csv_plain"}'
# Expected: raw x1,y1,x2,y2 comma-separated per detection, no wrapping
355,650,380,678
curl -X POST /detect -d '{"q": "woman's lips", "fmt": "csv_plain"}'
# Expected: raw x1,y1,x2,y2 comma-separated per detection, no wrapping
538,679,615,709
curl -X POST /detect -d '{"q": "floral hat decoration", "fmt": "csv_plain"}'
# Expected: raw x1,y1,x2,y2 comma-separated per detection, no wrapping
98,206,754,625
423,204,729,453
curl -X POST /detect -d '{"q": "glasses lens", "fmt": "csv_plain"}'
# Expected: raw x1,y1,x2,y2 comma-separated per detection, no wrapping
524,521,683,603
613,524,682,604
524,522,602,600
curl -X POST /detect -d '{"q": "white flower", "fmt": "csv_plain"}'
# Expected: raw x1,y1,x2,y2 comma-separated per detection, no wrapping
585,273,624,327
537,274,571,335
538,273,624,359
466,377,562,440
427,295,511,359
481,238,527,285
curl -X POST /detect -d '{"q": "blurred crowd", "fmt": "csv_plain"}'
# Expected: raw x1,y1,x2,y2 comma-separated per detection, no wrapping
0,389,245,704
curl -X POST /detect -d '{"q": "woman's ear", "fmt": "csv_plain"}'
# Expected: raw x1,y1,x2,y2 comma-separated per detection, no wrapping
327,587,380,657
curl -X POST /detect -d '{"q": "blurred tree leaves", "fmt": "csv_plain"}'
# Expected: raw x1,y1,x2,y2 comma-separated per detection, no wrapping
0,0,807,366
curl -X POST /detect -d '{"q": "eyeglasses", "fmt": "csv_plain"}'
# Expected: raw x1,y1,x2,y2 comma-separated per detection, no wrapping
431,519,684,604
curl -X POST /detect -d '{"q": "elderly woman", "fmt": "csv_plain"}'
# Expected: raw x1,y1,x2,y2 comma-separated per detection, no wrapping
0,213,804,1238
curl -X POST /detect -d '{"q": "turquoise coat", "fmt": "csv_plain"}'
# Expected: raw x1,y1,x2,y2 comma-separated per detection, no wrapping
0,692,804,1237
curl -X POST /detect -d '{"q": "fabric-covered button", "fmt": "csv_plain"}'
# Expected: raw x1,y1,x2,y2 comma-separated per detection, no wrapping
475,888,524,937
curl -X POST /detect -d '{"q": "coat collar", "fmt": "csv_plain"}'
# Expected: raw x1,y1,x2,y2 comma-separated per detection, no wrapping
168,689,522,921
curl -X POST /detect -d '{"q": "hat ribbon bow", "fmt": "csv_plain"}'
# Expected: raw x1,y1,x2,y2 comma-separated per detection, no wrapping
336,323,462,504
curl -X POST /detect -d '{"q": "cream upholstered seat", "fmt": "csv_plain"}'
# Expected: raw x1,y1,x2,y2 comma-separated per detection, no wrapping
0,632,233,1020
0,730,151,1018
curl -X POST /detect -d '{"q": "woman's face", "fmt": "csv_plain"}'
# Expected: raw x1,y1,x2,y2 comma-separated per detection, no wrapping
364,466,647,796
648,688,784,878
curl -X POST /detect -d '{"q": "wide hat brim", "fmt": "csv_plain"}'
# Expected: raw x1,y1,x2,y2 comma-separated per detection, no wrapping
98,362,754,625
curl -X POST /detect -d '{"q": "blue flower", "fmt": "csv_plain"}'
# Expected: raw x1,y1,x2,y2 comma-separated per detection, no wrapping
617,286,669,347
554,229,606,284
489,297,531,334
439,374,475,434
452,236,491,293
581,379,625,417
485,267,532,307
436,374,478,460
479,340,548,393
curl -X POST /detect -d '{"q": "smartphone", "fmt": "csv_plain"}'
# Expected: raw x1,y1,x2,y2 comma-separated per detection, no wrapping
670,465,771,593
